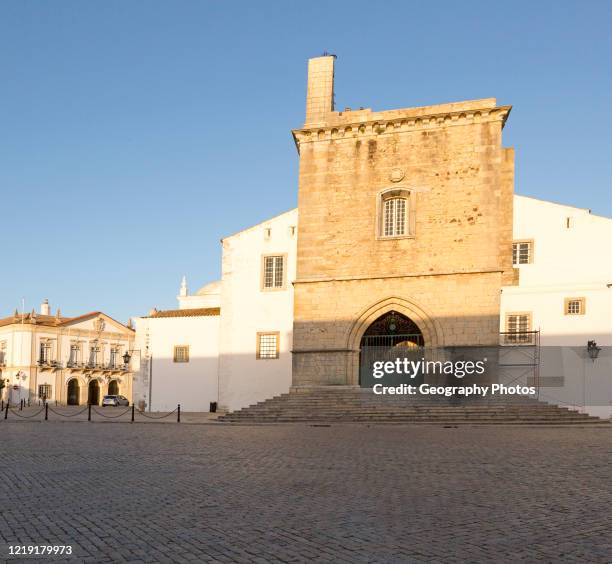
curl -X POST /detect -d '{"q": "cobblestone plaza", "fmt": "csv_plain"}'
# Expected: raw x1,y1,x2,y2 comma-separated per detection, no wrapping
1,422,610,562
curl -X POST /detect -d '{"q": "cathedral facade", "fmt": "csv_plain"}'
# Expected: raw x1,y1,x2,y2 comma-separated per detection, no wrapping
292,55,516,387
132,56,611,415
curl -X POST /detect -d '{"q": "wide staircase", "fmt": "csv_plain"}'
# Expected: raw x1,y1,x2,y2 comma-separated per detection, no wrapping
219,387,604,425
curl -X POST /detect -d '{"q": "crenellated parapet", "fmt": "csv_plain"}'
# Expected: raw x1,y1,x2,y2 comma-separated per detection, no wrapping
293,103,511,149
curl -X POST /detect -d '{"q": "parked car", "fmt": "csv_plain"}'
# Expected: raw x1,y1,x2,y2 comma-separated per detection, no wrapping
101,395,129,407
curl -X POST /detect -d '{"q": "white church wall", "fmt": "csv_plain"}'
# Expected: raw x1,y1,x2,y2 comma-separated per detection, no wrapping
133,314,220,412
501,195,612,419
501,195,612,346
218,209,297,412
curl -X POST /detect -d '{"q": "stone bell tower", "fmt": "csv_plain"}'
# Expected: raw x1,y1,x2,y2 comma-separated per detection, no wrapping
291,55,517,387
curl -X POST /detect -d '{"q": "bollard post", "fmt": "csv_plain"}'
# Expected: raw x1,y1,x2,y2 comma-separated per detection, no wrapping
1,399,3,411
20,399,23,411
45,402,48,421
131,404,135,423
4,400,9,420
88,404,91,422
177,404,181,423
27,398,30,407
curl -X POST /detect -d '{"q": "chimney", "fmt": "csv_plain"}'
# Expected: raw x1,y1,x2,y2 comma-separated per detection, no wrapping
305,54,336,126
40,299,50,316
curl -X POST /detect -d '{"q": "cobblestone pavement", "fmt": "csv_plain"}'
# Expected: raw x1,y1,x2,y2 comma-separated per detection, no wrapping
0,422,610,563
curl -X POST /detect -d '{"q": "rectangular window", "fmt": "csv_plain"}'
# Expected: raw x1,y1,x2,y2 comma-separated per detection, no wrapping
565,298,585,315
68,343,81,367
109,347,120,368
382,196,408,237
262,255,285,290
256,332,279,359
505,313,533,344
173,345,190,363
88,342,100,367
39,340,53,364
512,241,533,265
38,384,52,401
0,341,6,365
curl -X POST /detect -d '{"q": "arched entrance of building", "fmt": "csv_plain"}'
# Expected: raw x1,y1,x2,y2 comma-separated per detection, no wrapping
359,311,425,387
88,379,100,405
108,379,119,396
67,378,80,405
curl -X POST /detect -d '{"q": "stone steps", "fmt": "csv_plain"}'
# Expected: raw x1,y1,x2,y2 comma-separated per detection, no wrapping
219,388,602,425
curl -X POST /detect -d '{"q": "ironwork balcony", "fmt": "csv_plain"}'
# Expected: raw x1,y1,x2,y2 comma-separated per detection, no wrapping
499,331,538,346
37,359,63,369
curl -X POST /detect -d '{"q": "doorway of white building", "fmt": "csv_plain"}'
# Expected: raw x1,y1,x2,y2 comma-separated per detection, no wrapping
108,379,119,396
88,379,100,405
67,378,80,405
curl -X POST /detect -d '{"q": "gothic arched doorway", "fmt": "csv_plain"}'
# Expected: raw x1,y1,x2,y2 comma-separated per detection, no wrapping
108,380,119,396
67,378,80,405
88,379,100,405
359,311,424,387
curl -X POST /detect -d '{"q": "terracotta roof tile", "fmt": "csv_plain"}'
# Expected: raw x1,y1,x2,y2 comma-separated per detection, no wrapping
0,313,69,328
147,307,220,318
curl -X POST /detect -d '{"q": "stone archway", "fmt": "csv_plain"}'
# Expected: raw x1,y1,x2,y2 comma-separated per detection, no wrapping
67,378,80,405
108,379,119,396
88,379,100,405
346,297,444,386
358,311,425,387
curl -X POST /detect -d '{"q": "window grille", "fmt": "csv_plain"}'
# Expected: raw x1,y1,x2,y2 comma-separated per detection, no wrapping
257,333,279,359
565,298,585,315
174,345,189,363
506,314,532,344
383,197,407,237
263,256,284,289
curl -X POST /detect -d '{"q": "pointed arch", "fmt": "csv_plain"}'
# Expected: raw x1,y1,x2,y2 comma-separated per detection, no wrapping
345,297,444,385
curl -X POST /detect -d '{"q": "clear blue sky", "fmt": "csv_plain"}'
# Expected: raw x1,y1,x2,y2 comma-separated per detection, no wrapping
2,1,611,322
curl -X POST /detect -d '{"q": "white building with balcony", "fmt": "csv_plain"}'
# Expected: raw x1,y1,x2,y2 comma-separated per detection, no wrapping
0,301,135,406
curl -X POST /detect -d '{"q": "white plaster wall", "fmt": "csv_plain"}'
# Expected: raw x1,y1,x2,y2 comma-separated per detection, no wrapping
501,195,612,419
177,293,220,309
0,327,32,403
133,315,220,412
502,195,612,346
218,209,298,412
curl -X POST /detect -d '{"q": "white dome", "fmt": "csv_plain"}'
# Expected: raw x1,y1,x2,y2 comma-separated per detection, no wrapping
195,280,221,296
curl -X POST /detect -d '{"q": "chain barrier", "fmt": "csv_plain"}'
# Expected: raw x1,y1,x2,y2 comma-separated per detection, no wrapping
91,406,132,419
47,405,90,418
136,408,178,420
7,407,46,419
3,403,181,423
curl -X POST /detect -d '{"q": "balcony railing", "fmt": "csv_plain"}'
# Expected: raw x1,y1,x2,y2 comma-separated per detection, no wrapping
65,361,128,371
37,359,63,369
499,331,539,346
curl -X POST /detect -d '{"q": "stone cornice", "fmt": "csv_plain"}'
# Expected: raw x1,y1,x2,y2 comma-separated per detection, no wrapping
293,268,506,285
292,105,512,149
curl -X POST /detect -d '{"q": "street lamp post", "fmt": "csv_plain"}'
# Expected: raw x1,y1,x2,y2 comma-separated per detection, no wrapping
587,340,601,362
122,349,152,412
